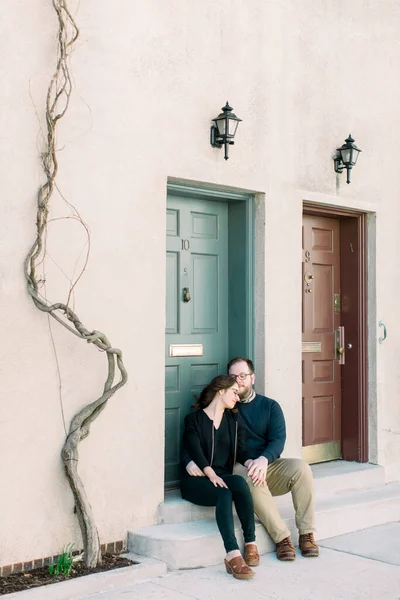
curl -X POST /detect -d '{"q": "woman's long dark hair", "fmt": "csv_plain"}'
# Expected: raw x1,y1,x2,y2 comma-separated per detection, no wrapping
193,374,237,410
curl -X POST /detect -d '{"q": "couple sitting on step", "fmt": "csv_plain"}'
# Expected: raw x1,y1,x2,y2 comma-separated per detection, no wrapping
180,357,319,581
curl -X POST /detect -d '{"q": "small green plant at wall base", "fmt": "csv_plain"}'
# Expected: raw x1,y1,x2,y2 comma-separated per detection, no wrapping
48,544,74,577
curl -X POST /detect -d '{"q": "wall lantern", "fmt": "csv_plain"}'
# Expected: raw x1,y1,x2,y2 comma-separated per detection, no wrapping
333,134,362,184
210,102,242,160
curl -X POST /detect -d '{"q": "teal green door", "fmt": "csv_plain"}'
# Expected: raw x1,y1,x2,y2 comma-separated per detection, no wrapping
165,196,229,486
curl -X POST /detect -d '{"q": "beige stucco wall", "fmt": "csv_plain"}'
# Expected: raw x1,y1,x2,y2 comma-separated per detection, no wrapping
1,0,400,566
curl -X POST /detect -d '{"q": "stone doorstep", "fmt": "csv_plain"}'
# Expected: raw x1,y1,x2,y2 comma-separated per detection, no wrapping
129,481,400,570
158,462,386,525
2,554,167,600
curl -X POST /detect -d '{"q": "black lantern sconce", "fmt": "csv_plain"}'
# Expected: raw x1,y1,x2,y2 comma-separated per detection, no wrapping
210,102,242,160
333,134,362,184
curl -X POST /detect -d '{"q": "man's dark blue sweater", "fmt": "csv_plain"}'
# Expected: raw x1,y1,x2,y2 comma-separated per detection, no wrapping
238,393,286,464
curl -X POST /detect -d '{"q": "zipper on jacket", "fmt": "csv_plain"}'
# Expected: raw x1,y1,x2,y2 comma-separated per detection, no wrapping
232,421,238,473
210,424,215,467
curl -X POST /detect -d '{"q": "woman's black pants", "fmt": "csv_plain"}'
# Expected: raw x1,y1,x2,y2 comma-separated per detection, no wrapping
180,474,256,553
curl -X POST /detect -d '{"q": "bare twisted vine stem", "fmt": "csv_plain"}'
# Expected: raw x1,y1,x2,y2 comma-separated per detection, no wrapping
24,0,127,568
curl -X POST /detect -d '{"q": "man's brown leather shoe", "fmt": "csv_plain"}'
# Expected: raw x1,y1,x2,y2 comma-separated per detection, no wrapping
276,537,296,561
244,543,260,566
299,533,319,557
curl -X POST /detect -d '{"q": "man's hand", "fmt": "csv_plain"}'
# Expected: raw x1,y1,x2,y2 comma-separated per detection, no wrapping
186,460,205,477
245,456,268,487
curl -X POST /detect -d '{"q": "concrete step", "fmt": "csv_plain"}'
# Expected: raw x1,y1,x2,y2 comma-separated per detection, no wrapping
128,481,400,569
158,461,385,525
311,461,386,497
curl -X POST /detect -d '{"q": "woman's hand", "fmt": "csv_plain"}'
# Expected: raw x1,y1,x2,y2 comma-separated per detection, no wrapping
203,466,228,488
186,460,205,477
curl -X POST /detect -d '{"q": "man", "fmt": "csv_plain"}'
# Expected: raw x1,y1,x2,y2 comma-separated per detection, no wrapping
227,357,318,560
184,357,319,561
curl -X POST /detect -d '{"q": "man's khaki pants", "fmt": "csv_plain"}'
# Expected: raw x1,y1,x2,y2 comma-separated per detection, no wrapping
234,458,316,544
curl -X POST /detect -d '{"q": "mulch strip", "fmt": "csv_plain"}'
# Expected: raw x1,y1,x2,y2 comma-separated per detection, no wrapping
0,554,136,596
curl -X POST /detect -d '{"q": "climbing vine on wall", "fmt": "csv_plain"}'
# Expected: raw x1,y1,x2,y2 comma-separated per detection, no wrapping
24,0,128,568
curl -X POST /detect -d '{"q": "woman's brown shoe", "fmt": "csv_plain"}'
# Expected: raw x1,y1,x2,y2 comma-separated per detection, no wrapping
224,556,255,580
244,543,260,566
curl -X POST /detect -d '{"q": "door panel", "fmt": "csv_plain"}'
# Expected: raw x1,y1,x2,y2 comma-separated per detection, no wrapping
302,215,342,463
166,252,179,332
340,217,368,461
165,196,228,486
192,254,218,331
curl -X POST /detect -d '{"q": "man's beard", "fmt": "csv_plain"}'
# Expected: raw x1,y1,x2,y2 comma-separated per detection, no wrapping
238,384,252,400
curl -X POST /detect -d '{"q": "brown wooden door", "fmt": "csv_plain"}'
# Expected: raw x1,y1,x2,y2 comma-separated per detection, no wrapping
302,215,342,463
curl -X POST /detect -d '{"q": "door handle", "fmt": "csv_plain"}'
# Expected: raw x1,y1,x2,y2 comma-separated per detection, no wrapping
335,326,345,365
183,287,191,303
378,321,387,344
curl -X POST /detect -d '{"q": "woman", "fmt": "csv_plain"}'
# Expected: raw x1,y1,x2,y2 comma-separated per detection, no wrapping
181,375,259,580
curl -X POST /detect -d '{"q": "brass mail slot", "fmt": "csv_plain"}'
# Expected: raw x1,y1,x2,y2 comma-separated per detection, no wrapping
169,343,204,357
302,341,322,353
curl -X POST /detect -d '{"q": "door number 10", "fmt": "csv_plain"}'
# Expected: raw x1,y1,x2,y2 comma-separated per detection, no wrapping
181,239,190,250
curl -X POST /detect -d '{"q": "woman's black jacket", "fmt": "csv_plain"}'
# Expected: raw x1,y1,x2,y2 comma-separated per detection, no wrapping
181,409,250,478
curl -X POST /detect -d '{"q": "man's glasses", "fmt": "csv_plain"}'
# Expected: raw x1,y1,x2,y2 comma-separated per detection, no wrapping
231,373,252,381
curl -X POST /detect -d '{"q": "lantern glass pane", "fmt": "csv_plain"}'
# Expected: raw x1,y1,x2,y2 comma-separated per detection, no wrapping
227,119,239,137
216,119,226,135
340,147,352,165
352,149,360,165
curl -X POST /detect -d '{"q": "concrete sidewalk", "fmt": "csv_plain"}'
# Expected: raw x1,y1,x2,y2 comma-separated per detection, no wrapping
8,522,400,600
